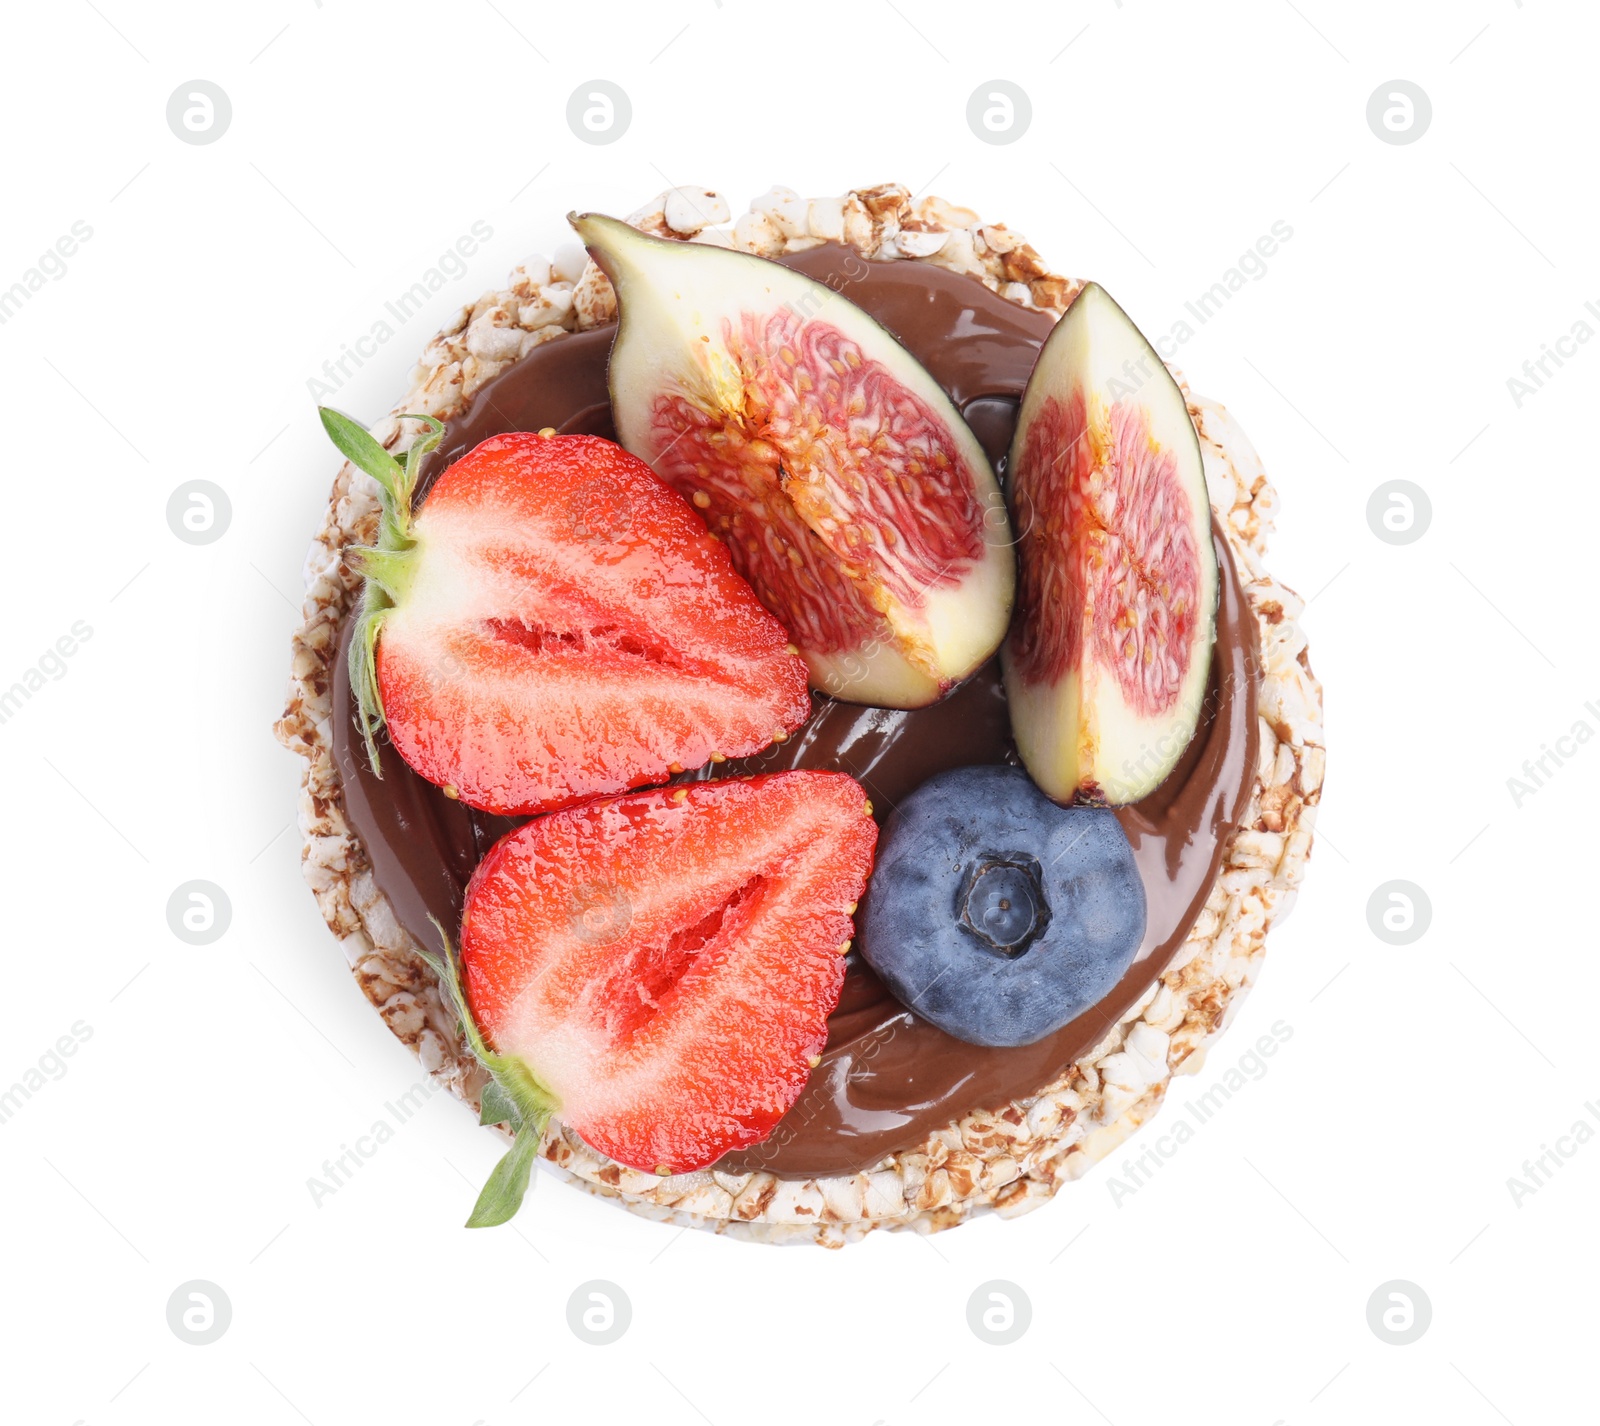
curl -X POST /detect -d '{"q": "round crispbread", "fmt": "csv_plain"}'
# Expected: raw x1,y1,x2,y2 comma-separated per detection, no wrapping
275,183,1324,1245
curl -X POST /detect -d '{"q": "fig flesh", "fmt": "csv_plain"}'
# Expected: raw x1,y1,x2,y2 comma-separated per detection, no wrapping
1002,283,1217,806
571,213,1015,709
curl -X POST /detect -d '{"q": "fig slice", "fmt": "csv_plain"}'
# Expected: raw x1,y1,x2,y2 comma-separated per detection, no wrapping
1002,283,1218,806
570,212,1015,709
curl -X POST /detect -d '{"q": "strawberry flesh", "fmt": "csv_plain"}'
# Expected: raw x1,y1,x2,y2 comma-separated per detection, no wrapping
459,772,878,1173
376,432,811,815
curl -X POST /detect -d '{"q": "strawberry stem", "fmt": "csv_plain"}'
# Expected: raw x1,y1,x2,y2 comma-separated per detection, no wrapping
417,918,559,1229
318,407,444,774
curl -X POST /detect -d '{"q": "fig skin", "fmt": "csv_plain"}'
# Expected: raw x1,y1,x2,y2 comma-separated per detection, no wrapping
571,212,1015,710
1002,283,1218,806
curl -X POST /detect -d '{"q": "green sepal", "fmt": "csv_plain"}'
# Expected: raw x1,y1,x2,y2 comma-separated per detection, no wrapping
319,409,445,776
318,407,443,540
349,545,419,606
417,918,558,1229
395,416,445,474
319,407,410,530
479,1079,524,1130
466,1123,541,1228
346,592,390,775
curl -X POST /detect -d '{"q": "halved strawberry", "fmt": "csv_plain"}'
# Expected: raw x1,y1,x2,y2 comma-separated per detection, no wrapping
320,411,812,815
455,771,876,1188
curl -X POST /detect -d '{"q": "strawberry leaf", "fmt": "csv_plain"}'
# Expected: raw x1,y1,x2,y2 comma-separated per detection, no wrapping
466,1123,540,1228
346,595,389,773
479,1079,524,1129
318,408,444,775
319,407,410,528
416,919,558,1228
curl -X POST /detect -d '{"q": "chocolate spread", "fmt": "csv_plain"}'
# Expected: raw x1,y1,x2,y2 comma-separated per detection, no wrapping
331,245,1260,1178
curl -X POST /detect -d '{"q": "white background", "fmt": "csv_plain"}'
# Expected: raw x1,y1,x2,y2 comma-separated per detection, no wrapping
1,0,1591,1421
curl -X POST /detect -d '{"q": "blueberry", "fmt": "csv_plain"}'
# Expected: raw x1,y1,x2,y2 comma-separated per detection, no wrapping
859,765,1146,1048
